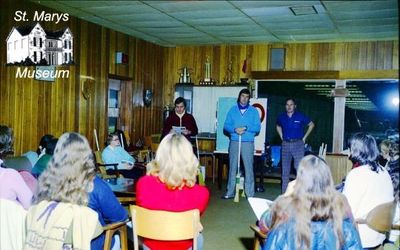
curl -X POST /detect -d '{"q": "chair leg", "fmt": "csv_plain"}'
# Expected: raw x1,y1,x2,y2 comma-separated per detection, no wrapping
103,230,114,250
253,233,260,250
212,155,216,184
119,226,128,250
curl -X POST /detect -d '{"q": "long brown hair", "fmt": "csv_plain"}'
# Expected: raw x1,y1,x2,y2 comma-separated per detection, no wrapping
270,155,347,249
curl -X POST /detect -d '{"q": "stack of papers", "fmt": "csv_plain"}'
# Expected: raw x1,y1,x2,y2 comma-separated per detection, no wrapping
172,126,186,134
248,197,274,220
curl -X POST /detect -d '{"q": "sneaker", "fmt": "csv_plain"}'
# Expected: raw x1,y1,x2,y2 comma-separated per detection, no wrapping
221,194,234,199
256,185,265,193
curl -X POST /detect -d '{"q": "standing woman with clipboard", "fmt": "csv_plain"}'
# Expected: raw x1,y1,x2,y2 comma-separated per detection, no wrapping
222,89,261,200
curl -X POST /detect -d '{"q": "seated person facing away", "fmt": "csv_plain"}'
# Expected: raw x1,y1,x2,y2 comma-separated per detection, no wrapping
136,133,209,250
161,97,198,141
0,125,33,210
259,155,362,250
31,137,58,177
22,134,55,167
380,140,400,245
343,133,394,249
102,132,142,179
29,132,128,250
379,139,399,200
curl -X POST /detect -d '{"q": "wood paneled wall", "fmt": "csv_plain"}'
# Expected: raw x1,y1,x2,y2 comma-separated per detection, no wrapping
0,0,164,155
1,0,398,155
162,41,398,104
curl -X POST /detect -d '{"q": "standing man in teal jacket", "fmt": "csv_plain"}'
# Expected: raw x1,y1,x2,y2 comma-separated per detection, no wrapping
222,88,261,199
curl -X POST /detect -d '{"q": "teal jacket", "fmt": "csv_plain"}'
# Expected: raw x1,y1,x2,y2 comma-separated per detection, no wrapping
223,104,261,142
263,218,363,250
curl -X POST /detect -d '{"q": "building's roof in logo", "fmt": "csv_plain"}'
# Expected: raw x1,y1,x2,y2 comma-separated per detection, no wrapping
6,23,72,42
46,28,68,39
15,24,37,36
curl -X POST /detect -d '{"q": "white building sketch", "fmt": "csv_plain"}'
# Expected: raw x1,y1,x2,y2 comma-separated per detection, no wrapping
6,23,73,65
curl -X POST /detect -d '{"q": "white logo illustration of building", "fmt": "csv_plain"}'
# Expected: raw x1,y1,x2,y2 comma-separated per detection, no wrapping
6,23,73,65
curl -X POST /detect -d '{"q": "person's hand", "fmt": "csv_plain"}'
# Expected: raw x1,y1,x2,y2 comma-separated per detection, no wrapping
182,129,191,135
283,180,296,197
235,127,246,135
124,163,134,170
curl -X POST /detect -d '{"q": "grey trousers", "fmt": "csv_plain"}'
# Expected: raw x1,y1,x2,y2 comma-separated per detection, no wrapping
225,140,255,197
281,140,304,193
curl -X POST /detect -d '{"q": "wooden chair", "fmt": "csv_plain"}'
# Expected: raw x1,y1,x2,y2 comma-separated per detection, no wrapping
249,224,267,250
129,205,200,250
356,201,396,233
93,151,119,178
103,221,129,250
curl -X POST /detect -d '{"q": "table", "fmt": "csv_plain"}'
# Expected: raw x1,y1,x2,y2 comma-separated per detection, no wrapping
105,177,136,207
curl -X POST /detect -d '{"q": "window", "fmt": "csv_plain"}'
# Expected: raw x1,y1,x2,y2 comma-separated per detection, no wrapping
69,41,72,49
8,42,11,50
21,39,24,49
40,38,43,48
64,40,67,49
33,51,37,62
40,52,43,61
64,53,67,63
33,37,36,47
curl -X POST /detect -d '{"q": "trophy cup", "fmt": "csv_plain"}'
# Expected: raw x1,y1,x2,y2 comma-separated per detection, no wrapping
178,66,192,84
200,56,215,85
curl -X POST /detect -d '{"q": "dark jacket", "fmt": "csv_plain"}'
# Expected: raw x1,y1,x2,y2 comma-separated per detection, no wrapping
162,112,198,140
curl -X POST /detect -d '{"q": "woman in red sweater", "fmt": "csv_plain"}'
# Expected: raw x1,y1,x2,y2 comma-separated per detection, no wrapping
136,133,209,250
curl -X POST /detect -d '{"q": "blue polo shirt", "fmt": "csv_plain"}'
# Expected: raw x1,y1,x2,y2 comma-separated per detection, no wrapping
276,111,311,141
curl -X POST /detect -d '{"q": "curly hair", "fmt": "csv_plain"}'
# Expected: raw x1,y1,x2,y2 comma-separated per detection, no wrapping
146,133,199,189
349,132,382,172
380,139,399,159
270,155,347,249
0,125,13,159
35,132,96,205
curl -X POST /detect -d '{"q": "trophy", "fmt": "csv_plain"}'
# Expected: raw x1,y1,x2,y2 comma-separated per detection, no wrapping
199,56,215,85
178,66,192,84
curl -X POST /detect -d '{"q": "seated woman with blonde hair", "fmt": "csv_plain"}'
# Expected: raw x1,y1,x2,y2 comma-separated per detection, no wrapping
136,133,209,250
259,155,362,250
25,132,127,250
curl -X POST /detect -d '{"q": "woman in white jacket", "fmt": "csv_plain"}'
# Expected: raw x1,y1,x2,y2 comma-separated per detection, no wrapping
343,132,394,248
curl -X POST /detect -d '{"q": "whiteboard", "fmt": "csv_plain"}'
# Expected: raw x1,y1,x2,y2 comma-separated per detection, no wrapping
192,86,244,133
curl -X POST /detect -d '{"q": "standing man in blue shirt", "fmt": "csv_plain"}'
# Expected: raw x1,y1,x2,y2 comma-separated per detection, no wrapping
222,89,261,199
276,98,314,193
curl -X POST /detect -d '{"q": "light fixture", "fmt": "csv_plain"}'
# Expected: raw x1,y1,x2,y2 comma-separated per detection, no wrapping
392,97,399,106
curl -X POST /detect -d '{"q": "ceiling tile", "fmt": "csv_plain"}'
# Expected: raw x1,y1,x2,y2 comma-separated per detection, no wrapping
31,0,399,46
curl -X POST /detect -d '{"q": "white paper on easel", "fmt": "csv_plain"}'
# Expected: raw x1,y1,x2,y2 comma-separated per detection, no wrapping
248,197,274,220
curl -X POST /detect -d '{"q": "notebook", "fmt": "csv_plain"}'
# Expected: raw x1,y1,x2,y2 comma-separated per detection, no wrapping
248,197,274,220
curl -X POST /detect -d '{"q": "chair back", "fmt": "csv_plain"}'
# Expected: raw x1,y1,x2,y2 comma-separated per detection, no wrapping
357,201,395,233
129,205,200,250
93,151,118,178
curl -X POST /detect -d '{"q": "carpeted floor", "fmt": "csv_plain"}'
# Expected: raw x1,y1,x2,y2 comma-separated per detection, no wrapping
201,180,281,250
